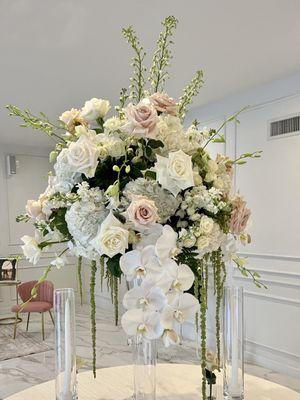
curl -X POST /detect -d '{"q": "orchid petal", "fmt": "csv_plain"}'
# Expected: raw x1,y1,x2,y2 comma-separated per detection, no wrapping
121,309,163,340
175,263,195,291
163,329,180,347
121,308,143,336
120,250,142,281
155,225,177,259
143,311,164,339
178,293,199,320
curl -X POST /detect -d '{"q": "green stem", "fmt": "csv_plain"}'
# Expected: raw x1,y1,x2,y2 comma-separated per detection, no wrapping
202,107,246,149
90,260,97,378
38,239,69,249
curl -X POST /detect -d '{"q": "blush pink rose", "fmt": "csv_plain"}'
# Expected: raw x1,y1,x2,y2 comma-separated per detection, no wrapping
126,195,159,230
149,92,178,116
26,199,46,221
59,108,88,134
230,196,251,235
124,102,158,138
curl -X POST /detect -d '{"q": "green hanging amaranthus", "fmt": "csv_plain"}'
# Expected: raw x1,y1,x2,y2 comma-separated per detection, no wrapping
90,260,97,378
77,256,83,306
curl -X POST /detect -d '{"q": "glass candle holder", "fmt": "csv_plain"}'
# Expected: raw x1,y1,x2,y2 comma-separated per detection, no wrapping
133,334,157,400
54,288,78,400
222,286,244,400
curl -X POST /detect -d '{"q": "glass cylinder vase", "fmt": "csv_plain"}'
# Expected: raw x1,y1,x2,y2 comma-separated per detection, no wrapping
54,288,78,400
222,286,244,400
133,334,157,400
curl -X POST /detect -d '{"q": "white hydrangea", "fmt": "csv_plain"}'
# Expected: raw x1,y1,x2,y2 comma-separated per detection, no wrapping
77,181,106,203
181,185,223,216
178,219,226,257
95,133,126,159
65,194,108,260
104,116,124,132
156,116,205,156
53,149,82,193
122,178,179,223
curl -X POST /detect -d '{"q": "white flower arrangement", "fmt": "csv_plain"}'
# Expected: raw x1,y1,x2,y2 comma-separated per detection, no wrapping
9,15,264,395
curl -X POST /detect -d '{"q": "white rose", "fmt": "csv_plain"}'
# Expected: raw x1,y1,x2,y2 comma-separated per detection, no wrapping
26,199,46,220
107,139,126,158
155,150,194,196
205,172,217,183
197,236,210,250
207,159,218,173
74,125,96,139
193,171,202,186
66,136,99,178
21,235,41,265
199,215,214,235
81,98,110,122
183,236,197,248
91,212,129,258
98,145,109,159
104,116,124,132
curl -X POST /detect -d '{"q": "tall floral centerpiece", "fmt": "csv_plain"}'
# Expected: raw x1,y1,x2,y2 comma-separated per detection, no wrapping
8,16,263,399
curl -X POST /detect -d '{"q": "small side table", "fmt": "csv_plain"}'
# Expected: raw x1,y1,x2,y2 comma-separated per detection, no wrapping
0,280,22,325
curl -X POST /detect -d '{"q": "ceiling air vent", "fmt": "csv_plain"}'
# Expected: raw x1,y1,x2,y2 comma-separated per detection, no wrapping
269,114,300,139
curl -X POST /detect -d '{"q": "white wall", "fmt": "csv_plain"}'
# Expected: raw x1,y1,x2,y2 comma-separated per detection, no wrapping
0,143,80,316
187,73,300,378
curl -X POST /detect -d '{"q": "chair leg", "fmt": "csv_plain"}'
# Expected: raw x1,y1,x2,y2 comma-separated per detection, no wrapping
41,312,45,341
49,310,54,326
26,313,31,331
13,313,18,339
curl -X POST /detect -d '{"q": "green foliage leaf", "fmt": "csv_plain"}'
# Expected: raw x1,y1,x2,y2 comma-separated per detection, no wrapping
147,139,164,149
144,170,157,180
145,146,152,157
49,208,70,238
106,254,122,278
205,369,217,384
212,135,225,143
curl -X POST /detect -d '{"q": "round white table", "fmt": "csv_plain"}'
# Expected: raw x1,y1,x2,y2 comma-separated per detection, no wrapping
5,364,300,400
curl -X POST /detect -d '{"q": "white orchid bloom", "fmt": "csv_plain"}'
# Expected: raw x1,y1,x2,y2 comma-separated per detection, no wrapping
166,263,195,292
155,225,178,259
161,292,199,330
123,278,167,311
121,309,163,340
50,254,67,270
21,235,41,265
162,329,180,347
120,245,163,282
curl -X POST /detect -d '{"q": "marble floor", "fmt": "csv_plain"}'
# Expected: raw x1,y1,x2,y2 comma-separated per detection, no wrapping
0,305,299,399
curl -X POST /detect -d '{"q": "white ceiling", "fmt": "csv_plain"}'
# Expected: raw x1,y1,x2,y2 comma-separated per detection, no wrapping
1,0,300,146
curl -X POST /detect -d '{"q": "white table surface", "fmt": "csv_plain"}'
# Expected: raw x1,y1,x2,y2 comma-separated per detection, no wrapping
5,363,300,400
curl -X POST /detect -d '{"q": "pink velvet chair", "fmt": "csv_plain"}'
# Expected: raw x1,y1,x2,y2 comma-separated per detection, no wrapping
11,280,54,340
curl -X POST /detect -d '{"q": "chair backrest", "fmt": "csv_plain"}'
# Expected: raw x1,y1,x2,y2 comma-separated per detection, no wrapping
18,280,54,304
